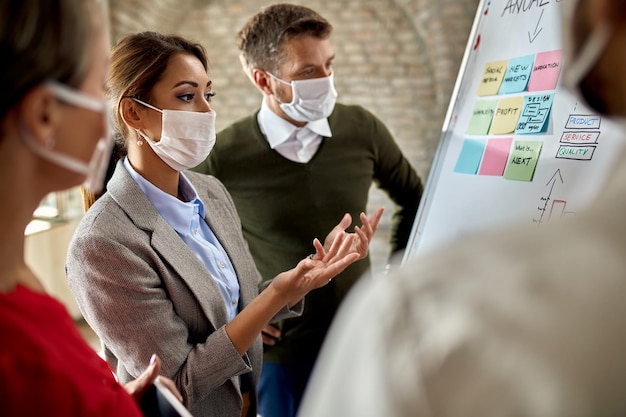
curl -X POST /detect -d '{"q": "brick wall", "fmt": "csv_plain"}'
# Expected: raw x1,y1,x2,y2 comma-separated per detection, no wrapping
108,0,481,273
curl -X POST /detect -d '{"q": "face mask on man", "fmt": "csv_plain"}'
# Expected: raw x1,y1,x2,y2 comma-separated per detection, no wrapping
560,0,613,114
21,81,113,194
133,98,217,172
268,72,338,122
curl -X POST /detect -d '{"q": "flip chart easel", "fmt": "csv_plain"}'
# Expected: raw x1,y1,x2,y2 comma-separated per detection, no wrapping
403,0,625,262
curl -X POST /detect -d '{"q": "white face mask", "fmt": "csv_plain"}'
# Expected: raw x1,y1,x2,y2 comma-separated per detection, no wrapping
560,0,613,113
21,81,113,193
268,72,338,122
133,99,216,171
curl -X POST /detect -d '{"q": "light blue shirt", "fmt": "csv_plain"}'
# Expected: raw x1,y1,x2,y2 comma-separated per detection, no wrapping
123,158,240,321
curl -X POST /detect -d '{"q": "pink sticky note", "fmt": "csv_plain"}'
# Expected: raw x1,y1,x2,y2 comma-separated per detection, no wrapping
479,138,513,176
527,50,562,91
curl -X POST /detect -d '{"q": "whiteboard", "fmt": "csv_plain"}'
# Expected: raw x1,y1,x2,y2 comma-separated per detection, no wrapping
403,0,625,261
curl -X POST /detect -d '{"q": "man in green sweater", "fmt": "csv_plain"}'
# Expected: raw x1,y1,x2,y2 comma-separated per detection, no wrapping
191,3,423,416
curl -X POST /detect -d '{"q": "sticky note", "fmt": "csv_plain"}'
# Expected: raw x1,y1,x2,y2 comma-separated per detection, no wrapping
466,99,498,135
477,60,508,96
489,96,524,135
454,139,486,175
504,140,543,181
516,92,555,134
479,138,513,176
527,50,562,91
499,55,534,94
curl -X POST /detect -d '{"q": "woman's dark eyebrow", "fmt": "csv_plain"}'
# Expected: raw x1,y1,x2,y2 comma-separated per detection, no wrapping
172,80,213,89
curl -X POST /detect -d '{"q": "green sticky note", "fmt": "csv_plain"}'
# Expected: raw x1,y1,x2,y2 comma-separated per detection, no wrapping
504,140,543,181
466,99,497,135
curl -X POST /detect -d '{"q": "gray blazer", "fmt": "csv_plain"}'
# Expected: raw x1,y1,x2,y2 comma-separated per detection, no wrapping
66,161,301,417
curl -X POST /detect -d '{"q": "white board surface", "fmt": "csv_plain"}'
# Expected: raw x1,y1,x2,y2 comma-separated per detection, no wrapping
403,0,625,261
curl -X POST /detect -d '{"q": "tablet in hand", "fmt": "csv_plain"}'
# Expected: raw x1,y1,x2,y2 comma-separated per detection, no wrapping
139,377,194,417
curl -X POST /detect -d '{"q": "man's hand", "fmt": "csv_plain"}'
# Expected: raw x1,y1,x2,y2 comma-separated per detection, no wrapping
261,324,281,346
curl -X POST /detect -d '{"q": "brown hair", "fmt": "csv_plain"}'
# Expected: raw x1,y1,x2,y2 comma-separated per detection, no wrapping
107,31,209,153
237,3,333,78
82,31,210,209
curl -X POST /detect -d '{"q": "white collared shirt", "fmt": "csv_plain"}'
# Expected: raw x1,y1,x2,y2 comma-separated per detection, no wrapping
257,98,332,163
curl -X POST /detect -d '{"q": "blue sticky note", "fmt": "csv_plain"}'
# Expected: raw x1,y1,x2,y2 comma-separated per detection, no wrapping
498,55,534,95
454,138,486,175
515,92,555,134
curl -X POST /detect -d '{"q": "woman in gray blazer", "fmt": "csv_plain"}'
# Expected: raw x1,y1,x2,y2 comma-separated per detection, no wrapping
65,31,383,417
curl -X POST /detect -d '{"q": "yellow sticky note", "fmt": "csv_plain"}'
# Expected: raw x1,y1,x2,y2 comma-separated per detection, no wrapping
489,96,524,135
477,60,508,96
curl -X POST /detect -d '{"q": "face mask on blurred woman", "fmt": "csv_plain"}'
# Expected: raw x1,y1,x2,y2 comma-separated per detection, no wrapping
21,81,113,193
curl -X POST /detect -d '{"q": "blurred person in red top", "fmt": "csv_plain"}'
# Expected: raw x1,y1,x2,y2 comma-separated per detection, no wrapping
0,0,179,415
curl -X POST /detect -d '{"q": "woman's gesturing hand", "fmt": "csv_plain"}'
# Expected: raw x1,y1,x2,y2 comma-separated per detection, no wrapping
320,207,385,261
274,231,358,298
272,208,385,305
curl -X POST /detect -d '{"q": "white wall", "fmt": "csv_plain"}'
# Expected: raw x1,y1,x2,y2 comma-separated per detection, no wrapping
25,219,83,319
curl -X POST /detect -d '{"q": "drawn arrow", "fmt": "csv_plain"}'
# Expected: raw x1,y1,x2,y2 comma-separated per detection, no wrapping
546,168,564,197
535,169,564,225
528,8,544,43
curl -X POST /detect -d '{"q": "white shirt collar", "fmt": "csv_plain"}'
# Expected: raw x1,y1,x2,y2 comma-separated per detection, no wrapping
257,98,332,149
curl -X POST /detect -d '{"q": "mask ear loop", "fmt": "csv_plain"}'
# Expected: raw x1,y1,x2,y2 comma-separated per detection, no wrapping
22,81,107,176
20,123,90,174
37,81,114,194
265,71,296,105
132,97,163,113
129,98,163,146
266,71,292,86
46,81,106,112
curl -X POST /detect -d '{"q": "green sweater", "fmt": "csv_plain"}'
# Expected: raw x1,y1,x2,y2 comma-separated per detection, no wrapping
192,103,423,363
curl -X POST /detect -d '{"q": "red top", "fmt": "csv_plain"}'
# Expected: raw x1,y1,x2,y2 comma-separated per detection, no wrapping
0,284,143,416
